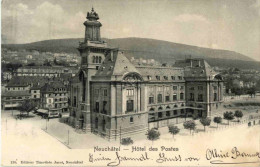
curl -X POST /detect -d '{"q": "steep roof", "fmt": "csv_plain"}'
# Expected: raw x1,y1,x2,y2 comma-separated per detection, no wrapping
93,51,140,81
41,81,66,93
6,76,49,87
136,66,184,82
184,59,219,80
2,91,31,97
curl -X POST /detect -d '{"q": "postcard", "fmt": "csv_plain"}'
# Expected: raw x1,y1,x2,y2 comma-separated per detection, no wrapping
1,0,260,166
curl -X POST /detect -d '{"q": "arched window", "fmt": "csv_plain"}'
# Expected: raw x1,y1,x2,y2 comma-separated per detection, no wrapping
149,108,155,111
166,106,170,109
95,117,98,129
102,119,106,131
99,56,102,63
158,106,163,110
174,104,178,108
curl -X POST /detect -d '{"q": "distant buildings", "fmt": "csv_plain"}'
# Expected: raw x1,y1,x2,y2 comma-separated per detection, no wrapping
16,66,78,78
1,76,70,111
1,78,31,110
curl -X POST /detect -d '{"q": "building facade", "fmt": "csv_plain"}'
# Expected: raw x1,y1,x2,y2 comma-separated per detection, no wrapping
41,82,69,113
69,8,224,140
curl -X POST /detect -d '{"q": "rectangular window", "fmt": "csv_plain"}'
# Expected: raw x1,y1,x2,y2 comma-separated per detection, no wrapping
48,99,52,103
178,76,182,80
95,89,99,96
127,89,134,96
214,93,218,101
180,86,184,90
103,89,107,96
171,76,175,80
73,96,76,107
214,86,218,90
198,86,203,90
158,112,162,118
198,94,203,102
34,95,37,98
173,94,177,101
126,100,134,112
180,93,184,100
173,86,178,91
189,93,194,101
157,87,163,91
149,97,154,104
165,87,170,91
166,111,170,116
157,94,163,103
96,102,99,112
174,110,177,115
190,87,195,90
165,95,170,102
103,101,107,114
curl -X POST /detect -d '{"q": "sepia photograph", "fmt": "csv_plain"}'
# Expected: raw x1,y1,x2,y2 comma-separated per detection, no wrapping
1,0,260,166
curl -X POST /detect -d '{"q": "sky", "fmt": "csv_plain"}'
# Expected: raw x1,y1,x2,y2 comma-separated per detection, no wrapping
1,0,260,61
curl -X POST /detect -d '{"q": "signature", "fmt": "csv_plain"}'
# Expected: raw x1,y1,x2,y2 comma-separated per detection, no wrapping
206,147,260,164
89,151,198,166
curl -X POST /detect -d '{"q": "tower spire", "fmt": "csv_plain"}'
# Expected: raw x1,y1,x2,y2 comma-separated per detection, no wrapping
84,7,102,41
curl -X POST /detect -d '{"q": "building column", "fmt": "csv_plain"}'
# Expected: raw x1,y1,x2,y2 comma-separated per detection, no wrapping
206,81,210,117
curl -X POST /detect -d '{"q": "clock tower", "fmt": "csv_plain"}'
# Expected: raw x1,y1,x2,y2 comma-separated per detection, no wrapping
76,7,113,132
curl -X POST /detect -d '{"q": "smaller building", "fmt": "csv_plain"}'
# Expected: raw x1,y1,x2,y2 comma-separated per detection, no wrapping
2,71,13,81
40,82,69,114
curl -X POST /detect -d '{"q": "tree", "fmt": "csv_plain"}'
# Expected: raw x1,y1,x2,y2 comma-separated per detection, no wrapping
223,111,234,125
18,99,36,117
147,128,160,144
121,137,134,145
183,120,196,134
168,125,180,139
234,110,243,122
247,87,256,98
213,116,222,128
200,117,211,131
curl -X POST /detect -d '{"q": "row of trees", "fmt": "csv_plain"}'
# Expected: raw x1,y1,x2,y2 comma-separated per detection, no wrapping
145,110,244,143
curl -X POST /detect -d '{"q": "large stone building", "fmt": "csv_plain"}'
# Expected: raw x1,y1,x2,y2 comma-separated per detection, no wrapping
69,8,224,140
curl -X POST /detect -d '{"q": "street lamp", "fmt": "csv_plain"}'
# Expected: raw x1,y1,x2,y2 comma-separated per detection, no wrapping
46,118,48,131
68,130,70,145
